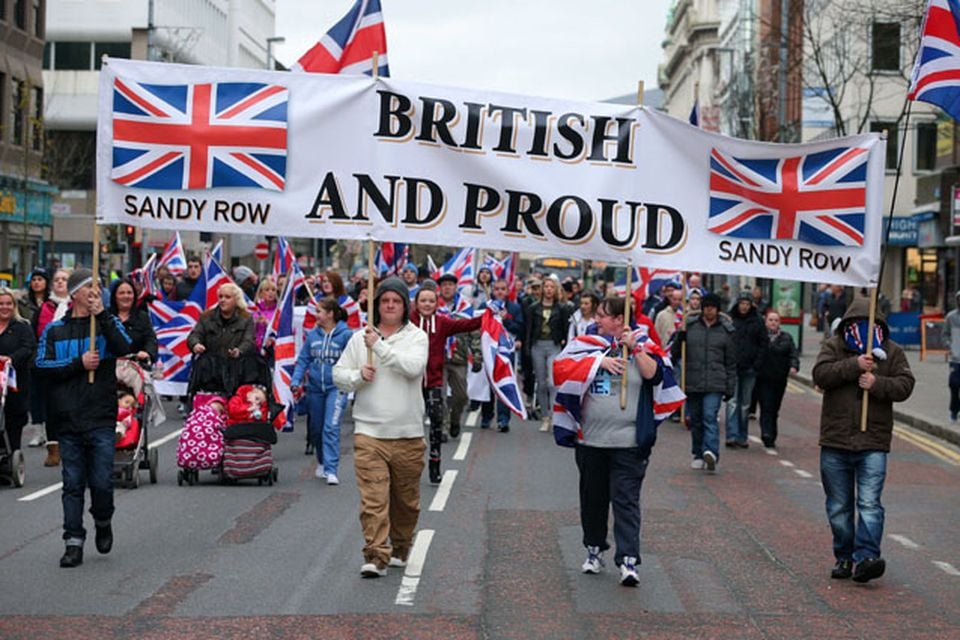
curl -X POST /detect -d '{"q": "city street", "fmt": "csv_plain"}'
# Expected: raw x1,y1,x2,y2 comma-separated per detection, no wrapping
1,380,958,639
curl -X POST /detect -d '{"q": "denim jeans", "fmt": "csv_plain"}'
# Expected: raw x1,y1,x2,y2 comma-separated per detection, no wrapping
307,387,347,476
531,340,561,416
820,447,887,563
575,444,649,565
725,371,756,443
686,392,722,460
60,427,116,545
756,377,788,447
481,352,516,427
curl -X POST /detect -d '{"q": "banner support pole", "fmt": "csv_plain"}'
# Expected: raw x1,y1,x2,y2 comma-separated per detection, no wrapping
372,51,380,80
859,287,879,432
680,272,688,423
620,261,632,411
367,238,375,365
88,223,101,384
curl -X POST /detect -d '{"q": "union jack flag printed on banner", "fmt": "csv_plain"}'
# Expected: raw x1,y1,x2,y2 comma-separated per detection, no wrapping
708,146,868,246
158,232,187,276
111,78,288,191
440,247,475,288
552,327,685,448
909,0,960,121
292,0,390,77
480,301,527,419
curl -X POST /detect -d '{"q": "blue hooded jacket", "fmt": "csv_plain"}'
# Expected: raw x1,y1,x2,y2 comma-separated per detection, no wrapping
291,320,352,393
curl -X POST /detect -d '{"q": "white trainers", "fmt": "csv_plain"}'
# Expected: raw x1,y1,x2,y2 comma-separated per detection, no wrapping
326,473,339,486
619,557,639,586
315,467,326,479
27,432,46,447
539,417,551,432
690,458,704,470
388,556,407,568
581,546,604,574
703,450,717,472
360,561,387,578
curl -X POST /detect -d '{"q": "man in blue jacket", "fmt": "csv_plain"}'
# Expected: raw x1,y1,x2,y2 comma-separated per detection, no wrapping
35,268,133,568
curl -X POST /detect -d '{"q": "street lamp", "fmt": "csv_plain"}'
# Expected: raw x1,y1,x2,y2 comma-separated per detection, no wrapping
266,36,285,71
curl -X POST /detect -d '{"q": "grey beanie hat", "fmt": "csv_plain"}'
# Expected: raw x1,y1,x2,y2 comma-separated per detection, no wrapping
67,268,94,296
373,277,410,326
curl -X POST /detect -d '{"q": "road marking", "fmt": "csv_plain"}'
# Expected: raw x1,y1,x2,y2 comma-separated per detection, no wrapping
893,426,960,466
764,447,779,456
793,469,813,479
395,529,435,606
428,470,458,512
889,534,920,550
18,482,63,502
18,427,183,503
933,561,960,577
779,460,795,468
786,381,806,394
465,409,479,428
149,428,183,449
452,433,472,461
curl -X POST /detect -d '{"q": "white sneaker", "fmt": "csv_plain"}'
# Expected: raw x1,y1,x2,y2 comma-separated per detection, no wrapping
360,561,387,578
581,546,604,574
539,417,551,432
619,557,639,586
389,557,407,568
690,458,704,470
315,467,326,479
27,432,46,447
326,473,339,486
703,451,717,472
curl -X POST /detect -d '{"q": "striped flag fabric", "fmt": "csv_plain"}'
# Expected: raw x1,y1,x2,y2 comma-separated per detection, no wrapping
480,301,527,419
909,0,960,121
338,294,362,329
272,236,296,280
1,360,17,393
148,267,207,390
158,231,187,276
131,253,158,302
427,254,440,281
210,239,224,265
373,242,408,276
267,273,300,429
292,0,390,77
440,247,475,288
203,252,232,309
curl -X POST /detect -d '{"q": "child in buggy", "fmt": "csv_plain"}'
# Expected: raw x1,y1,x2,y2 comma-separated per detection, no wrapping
113,357,162,488
220,384,282,485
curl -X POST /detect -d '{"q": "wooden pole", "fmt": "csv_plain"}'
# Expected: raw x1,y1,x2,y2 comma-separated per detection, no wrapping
88,224,100,384
372,51,380,80
680,272,688,422
859,287,879,432
367,239,375,365
620,261,632,410
636,80,645,107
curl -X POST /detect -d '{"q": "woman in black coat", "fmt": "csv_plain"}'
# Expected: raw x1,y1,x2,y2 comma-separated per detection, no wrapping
110,278,158,363
755,310,799,450
0,287,37,451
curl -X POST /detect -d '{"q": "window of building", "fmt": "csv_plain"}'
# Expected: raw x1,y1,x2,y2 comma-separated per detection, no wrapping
11,78,25,146
14,0,25,30
0,0,7,21
94,42,132,69
42,42,51,69
915,122,937,172
871,22,900,71
870,121,899,169
53,42,92,70
33,0,42,37
31,87,42,151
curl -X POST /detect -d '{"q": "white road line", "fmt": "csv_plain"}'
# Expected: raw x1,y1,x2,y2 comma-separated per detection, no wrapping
793,469,813,479
748,435,763,445
452,433,472,461
428,470,458,512
18,428,182,503
395,529,435,606
149,428,183,449
764,447,779,456
786,381,806,394
465,409,479,428
18,482,63,502
779,460,795,468
933,561,960,577
889,534,920,550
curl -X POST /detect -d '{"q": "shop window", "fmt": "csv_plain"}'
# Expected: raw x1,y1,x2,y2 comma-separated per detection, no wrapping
94,42,132,69
11,78,25,146
53,42,92,70
31,87,43,152
872,22,900,71
870,121,898,170
915,122,937,172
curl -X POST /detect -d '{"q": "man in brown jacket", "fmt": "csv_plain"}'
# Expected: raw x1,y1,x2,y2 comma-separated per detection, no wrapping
812,297,914,583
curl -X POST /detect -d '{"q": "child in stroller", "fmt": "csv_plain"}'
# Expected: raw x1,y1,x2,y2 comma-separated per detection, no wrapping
176,393,228,486
116,391,139,443
220,384,281,485
113,358,160,487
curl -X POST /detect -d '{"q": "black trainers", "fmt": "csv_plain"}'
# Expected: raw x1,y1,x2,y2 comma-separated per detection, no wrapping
95,522,113,554
429,461,442,484
852,557,886,583
830,559,853,579
449,423,461,439
60,545,83,568
497,424,510,433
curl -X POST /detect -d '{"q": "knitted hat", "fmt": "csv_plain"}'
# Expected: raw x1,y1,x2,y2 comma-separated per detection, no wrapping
28,267,49,285
67,268,94,296
437,273,458,285
233,265,255,283
373,277,410,326
702,292,722,309
401,263,419,275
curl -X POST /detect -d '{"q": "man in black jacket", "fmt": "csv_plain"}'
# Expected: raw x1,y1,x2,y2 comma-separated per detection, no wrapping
174,256,202,301
725,292,767,448
35,268,133,568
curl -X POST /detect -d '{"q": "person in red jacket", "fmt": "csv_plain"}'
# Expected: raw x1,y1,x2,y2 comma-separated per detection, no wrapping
409,282,482,483
227,385,269,424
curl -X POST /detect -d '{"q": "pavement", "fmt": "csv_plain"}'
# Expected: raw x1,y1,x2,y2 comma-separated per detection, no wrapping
796,313,960,448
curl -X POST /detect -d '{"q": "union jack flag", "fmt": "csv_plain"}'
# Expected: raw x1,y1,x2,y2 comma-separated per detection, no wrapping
292,0,390,77
203,252,233,310
268,273,300,430
210,239,224,265
111,78,288,191
272,237,296,279
131,253,158,302
439,292,474,359
909,0,960,121
427,254,440,281
339,294,363,330
149,274,206,387
552,327,685,448
479,300,526,419
481,255,507,280
440,247,475,289
843,319,885,355
158,232,187,276
708,146,868,246
374,242,408,276
613,267,682,304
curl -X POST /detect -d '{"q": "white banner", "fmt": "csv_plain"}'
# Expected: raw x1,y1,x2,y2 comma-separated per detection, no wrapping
97,58,886,286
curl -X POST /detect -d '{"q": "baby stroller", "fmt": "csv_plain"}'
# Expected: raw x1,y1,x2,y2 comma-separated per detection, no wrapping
0,362,25,488
220,416,280,486
113,358,163,488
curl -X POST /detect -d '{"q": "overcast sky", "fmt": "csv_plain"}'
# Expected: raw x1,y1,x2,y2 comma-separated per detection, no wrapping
274,0,675,103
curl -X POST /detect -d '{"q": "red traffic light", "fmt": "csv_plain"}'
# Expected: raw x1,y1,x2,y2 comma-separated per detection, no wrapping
125,225,136,237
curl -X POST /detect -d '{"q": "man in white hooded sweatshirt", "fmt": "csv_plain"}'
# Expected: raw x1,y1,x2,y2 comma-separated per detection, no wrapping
334,277,428,578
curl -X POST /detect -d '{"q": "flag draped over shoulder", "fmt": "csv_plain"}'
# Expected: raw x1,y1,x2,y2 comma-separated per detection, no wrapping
909,0,960,121
292,0,390,77
479,301,527,419
552,328,685,448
